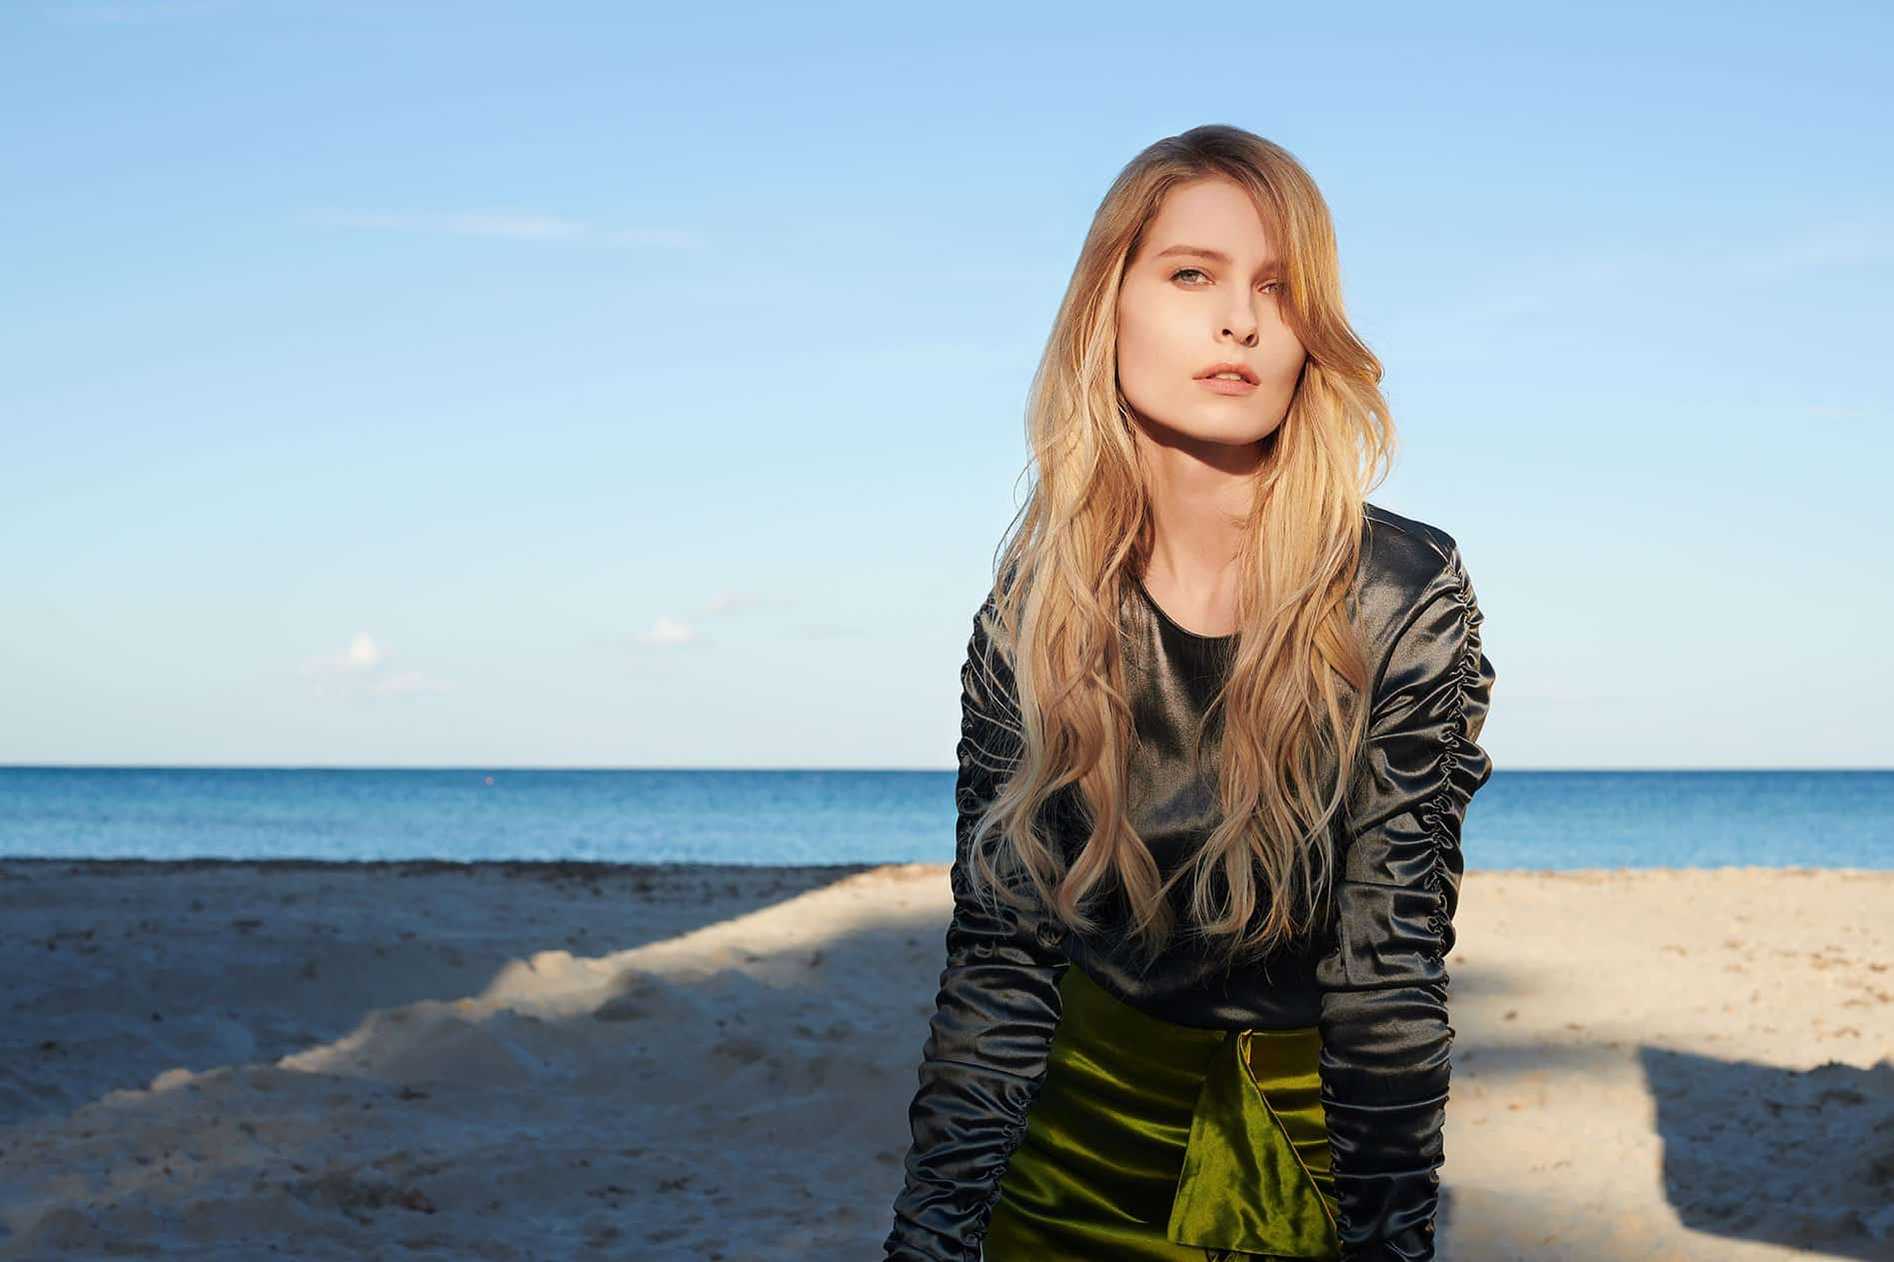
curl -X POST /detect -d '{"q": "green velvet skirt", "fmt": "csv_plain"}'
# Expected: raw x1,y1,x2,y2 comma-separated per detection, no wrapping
984,962,1342,1261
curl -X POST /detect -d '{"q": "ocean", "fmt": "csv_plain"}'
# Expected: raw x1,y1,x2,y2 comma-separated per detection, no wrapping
1,767,1888,869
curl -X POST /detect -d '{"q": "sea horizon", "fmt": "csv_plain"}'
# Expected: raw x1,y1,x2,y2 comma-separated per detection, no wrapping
3,766,1888,871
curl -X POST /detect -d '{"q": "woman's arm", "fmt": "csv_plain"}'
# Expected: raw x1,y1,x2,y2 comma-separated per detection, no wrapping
1315,543,1498,1261
883,603,1070,1262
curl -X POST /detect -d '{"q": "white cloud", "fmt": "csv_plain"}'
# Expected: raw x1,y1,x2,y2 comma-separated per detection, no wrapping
345,631,383,669
301,631,451,697
629,590,802,650
636,615,702,647
302,631,387,674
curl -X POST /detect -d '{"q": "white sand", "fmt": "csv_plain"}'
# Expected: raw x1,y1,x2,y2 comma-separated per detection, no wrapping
1,859,1889,1260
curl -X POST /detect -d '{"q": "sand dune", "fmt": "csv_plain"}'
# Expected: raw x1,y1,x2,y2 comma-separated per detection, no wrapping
1,859,1889,1260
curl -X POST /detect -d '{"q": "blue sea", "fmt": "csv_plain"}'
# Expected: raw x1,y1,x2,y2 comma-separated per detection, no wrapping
1,767,1889,869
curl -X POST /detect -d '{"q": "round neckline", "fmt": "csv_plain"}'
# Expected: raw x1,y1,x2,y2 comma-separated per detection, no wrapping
1132,576,1237,643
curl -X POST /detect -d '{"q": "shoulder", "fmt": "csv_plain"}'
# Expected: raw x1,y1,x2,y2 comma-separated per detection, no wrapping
1360,501,1462,582
1355,501,1477,661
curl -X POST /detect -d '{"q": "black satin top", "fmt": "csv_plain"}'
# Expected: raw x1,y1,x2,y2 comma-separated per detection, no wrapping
883,501,1500,1262
1059,574,1332,1028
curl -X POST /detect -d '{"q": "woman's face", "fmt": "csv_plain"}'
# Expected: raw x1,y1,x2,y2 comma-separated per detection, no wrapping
1116,176,1307,451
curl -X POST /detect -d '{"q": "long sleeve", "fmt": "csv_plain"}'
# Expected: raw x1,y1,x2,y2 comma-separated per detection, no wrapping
1314,544,1498,1260
883,604,1071,1262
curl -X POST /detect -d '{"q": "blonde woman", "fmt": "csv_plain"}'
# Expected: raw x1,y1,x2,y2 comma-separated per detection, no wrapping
883,124,1498,1262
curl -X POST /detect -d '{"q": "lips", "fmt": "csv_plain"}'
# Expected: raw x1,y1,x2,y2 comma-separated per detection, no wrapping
1195,362,1259,385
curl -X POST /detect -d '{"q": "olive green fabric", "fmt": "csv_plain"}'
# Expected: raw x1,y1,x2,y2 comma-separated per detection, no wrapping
984,963,1340,1261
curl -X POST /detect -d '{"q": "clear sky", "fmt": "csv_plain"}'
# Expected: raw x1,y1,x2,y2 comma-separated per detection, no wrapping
3,1,1888,771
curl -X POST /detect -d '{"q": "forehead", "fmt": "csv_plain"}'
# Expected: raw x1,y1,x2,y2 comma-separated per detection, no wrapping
1139,176,1279,262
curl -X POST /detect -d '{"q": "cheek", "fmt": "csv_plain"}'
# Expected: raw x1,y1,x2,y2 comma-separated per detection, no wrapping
1116,297,1181,400
1258,327,1308,387
1265,337,1310,380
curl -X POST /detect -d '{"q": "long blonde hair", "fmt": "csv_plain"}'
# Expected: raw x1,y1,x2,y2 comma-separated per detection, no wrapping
962,123,1394,973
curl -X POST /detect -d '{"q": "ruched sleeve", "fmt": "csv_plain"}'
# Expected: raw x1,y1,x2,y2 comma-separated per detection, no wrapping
883,603,1071,1262
1314,544,1497,1260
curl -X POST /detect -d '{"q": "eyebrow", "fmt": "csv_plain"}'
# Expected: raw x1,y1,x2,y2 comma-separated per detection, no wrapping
1152,244,1282,269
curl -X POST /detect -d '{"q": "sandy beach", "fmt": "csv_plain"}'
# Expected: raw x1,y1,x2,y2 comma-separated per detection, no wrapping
1,858,1889,1261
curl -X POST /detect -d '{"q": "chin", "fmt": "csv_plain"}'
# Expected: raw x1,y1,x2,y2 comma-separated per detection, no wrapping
1174,413,1279,447
1128,396,1282,449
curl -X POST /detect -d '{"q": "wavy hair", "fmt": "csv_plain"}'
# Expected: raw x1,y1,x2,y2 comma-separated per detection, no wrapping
961,123,1395,973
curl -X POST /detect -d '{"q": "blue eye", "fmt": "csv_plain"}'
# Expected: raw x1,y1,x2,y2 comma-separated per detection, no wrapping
1169,267,1285,295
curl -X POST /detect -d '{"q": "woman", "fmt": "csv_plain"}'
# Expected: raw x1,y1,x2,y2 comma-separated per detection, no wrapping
883,124,1497,1262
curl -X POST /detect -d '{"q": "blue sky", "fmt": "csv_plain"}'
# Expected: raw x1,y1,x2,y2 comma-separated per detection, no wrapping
2,1,1888,770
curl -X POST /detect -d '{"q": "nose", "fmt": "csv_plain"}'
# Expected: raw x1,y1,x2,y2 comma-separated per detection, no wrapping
1222,301,1259,347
